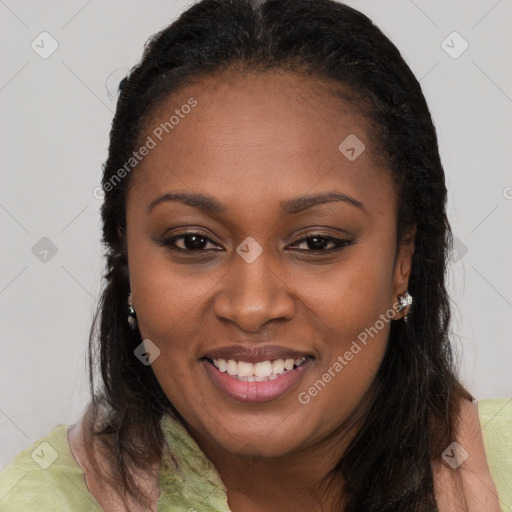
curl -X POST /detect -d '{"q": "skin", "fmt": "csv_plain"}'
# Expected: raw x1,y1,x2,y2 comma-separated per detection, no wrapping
124,69,414,511
65,70,501,511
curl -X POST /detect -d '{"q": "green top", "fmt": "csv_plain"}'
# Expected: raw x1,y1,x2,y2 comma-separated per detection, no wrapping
1,398,510,511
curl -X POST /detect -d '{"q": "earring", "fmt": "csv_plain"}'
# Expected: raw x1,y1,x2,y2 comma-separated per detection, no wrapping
397,291,413,323
127,293,137,330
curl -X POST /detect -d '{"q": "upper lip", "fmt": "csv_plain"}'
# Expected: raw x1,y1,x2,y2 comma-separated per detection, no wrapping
202,344,313,363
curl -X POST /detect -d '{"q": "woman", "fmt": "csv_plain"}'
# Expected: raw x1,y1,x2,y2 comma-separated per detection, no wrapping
1,0,510,510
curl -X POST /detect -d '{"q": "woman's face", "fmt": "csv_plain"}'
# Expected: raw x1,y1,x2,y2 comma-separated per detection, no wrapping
125,70,414,460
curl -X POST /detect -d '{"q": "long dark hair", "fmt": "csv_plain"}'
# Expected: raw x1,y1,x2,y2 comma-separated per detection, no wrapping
87,0,471,510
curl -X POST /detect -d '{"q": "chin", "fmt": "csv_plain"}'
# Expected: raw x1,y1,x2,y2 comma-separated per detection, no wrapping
200,410,313,458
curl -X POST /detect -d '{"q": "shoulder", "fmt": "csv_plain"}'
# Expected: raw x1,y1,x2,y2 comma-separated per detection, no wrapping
433,398,502,512
477,398,512,511
0,423,101,512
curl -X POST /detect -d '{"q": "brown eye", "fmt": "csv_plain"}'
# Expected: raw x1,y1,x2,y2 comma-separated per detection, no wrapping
162,232,222,251
288,234,353,252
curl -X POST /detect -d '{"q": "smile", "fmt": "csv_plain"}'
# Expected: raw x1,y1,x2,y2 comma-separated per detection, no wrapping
202,356,314,403
211,357,308,380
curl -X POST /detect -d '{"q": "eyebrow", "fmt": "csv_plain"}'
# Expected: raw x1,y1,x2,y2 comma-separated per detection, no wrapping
147,190,365,215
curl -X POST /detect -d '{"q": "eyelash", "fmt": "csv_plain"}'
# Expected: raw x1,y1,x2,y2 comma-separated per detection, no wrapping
160,231,353,254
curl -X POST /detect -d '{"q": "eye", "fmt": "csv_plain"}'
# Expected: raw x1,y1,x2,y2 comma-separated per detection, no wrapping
160,231,353,254
161,231,222,252
287,234,353,252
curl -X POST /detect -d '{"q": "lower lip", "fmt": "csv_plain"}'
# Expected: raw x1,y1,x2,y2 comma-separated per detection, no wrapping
202,358,313,403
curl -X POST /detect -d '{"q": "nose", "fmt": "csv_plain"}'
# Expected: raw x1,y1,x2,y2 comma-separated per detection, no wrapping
213,250,295,333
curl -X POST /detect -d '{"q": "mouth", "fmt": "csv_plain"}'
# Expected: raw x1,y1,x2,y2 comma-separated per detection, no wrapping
201,355,314,403
207,356,309,380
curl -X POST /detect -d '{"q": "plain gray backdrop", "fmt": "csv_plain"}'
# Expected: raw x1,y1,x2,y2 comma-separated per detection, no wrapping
1,0,511,469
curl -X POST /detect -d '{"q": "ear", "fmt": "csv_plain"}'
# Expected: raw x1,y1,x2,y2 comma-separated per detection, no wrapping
391,225,416,319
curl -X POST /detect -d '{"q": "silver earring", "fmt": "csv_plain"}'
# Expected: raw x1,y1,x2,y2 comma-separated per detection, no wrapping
397,291,413,322
127,293,137,330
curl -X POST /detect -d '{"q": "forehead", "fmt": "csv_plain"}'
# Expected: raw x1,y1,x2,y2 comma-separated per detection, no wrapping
128,70,396,219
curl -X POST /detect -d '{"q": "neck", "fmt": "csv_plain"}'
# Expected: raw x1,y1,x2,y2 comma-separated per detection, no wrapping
185,421,358,512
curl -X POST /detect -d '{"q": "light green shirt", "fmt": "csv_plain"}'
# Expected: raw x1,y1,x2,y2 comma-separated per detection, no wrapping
1,398,510,511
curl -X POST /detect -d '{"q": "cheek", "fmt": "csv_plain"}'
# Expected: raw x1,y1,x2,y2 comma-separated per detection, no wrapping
130,259,213,408
128,238,217,340
296,249,394,413
127,254,216,400
305,245,395,343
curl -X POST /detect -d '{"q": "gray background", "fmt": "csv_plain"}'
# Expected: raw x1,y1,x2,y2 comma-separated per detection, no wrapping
1,0,511,469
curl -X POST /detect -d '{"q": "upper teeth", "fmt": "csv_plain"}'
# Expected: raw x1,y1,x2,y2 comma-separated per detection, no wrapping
212,357,307,379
